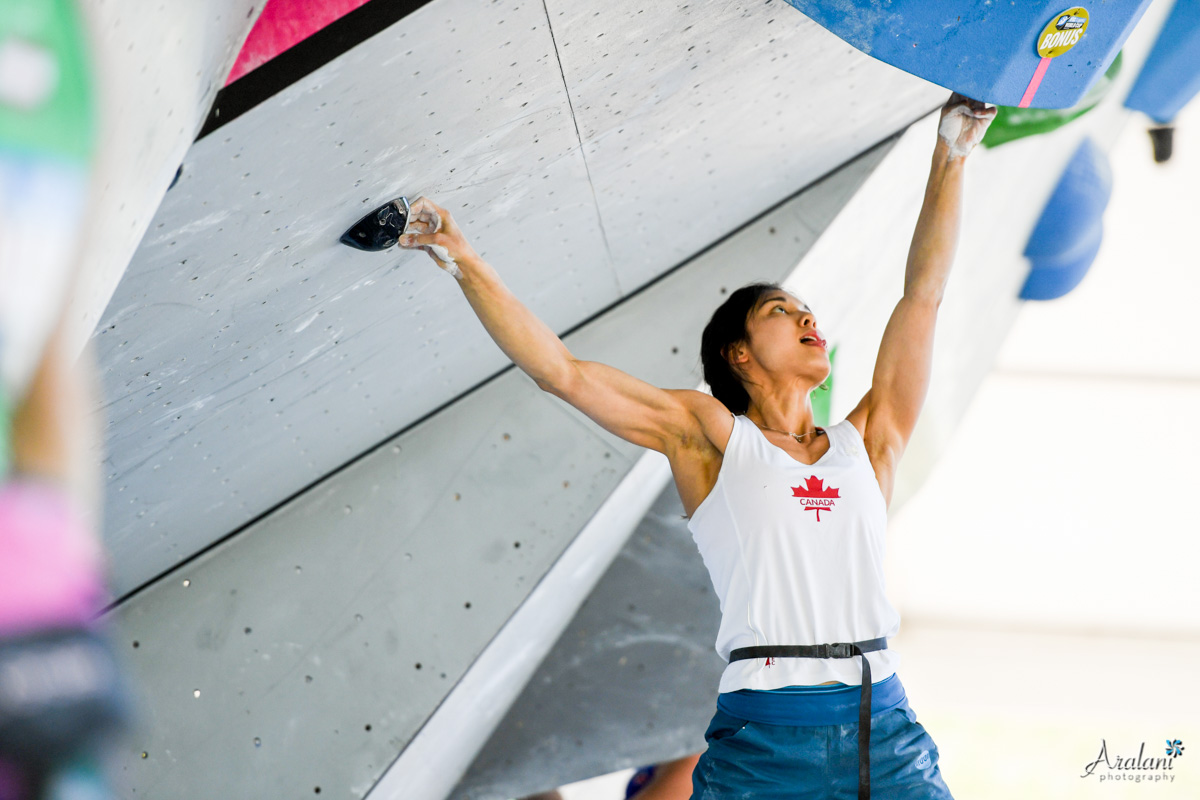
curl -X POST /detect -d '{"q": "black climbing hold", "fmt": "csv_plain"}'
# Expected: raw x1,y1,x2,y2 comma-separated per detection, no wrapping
339,196,410,251
1148,126,1174,164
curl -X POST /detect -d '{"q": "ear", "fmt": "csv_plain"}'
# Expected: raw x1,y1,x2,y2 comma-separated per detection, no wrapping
724,342,748,366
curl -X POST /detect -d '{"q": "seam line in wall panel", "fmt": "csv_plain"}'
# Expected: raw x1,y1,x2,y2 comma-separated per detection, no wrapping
540,0,617,289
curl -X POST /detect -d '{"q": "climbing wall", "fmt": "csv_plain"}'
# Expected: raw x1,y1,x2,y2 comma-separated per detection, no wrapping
93,0,945,602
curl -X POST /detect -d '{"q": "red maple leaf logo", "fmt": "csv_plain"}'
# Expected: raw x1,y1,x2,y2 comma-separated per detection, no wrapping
791,475,840,522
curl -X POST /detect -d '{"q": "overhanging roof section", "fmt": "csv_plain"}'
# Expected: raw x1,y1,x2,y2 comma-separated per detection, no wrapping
783,0,1154,109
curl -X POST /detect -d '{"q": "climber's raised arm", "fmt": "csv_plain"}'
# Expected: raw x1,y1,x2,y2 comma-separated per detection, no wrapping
398,197,704,455
850,94,995,495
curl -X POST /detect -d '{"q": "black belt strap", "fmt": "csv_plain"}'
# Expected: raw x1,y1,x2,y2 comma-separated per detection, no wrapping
728,637,888,800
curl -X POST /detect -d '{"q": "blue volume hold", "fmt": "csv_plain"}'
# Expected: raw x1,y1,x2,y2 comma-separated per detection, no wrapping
782,1,1153,109
1020,138,1112,301
1124,0,1200,124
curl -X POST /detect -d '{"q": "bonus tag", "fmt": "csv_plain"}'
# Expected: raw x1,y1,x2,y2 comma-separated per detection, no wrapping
1037,8,1090,58
1020,7,1089,107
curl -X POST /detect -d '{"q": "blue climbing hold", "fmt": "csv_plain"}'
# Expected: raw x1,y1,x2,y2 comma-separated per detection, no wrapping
1020,137,1112,301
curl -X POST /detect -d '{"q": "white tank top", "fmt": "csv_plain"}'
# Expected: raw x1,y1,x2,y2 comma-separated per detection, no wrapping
687,414,901,692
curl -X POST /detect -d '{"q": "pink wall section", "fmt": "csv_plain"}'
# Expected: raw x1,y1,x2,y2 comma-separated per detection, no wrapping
225,0,373,85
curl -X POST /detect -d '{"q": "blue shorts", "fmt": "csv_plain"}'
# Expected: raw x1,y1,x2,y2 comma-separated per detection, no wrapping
691,675,953,799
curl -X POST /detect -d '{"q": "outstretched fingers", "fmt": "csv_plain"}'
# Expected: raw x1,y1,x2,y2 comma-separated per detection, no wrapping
945,91,990,115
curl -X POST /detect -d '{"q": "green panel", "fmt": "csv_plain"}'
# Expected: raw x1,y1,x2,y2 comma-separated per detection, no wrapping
982,52,1123,149
0,0,94,161
812,344,837,428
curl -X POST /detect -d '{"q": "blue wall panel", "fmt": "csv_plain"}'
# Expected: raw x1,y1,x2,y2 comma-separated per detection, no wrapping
1125,0,1200,123
784,1,1153,109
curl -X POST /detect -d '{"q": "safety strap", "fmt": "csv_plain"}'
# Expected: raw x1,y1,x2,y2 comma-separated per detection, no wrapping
728,637,888,800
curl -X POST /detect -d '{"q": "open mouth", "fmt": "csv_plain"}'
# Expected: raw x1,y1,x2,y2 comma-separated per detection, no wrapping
800,335,827,349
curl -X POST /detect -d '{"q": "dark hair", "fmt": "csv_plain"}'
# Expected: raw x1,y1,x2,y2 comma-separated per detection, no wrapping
700,282,783,415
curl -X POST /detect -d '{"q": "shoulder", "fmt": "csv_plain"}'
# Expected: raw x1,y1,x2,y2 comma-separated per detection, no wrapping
664,389,735,455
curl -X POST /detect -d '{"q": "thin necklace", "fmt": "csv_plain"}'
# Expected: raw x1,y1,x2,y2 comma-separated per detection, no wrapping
751,419,824,444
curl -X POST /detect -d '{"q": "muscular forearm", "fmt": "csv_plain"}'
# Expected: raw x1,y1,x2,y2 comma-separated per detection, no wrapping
903,144,964,303
455,257,575,390
903,95,995,303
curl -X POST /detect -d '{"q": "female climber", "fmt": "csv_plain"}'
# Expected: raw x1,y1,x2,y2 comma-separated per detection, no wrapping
398,92,995,800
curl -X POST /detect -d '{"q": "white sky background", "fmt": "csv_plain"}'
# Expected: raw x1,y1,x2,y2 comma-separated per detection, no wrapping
556,101,1200,800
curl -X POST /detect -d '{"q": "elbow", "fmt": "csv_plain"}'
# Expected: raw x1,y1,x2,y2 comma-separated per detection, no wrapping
534,359,579,398
534,376,560,396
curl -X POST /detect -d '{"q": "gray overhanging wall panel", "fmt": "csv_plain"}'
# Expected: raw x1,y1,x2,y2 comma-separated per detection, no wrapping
112,380,638,800
93,0,945,599
547,0,947,292
107,140,893,800
66,1,261,365
452,479,723,800
96,0,612,597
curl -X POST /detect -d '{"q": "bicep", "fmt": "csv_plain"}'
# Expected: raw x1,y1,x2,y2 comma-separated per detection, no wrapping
546,360,697,453
864,295,940,460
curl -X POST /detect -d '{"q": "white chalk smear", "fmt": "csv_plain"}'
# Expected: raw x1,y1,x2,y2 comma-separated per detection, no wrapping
425,244,461,280
939,103,995,159
294,311,320,333
404,198,462,280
